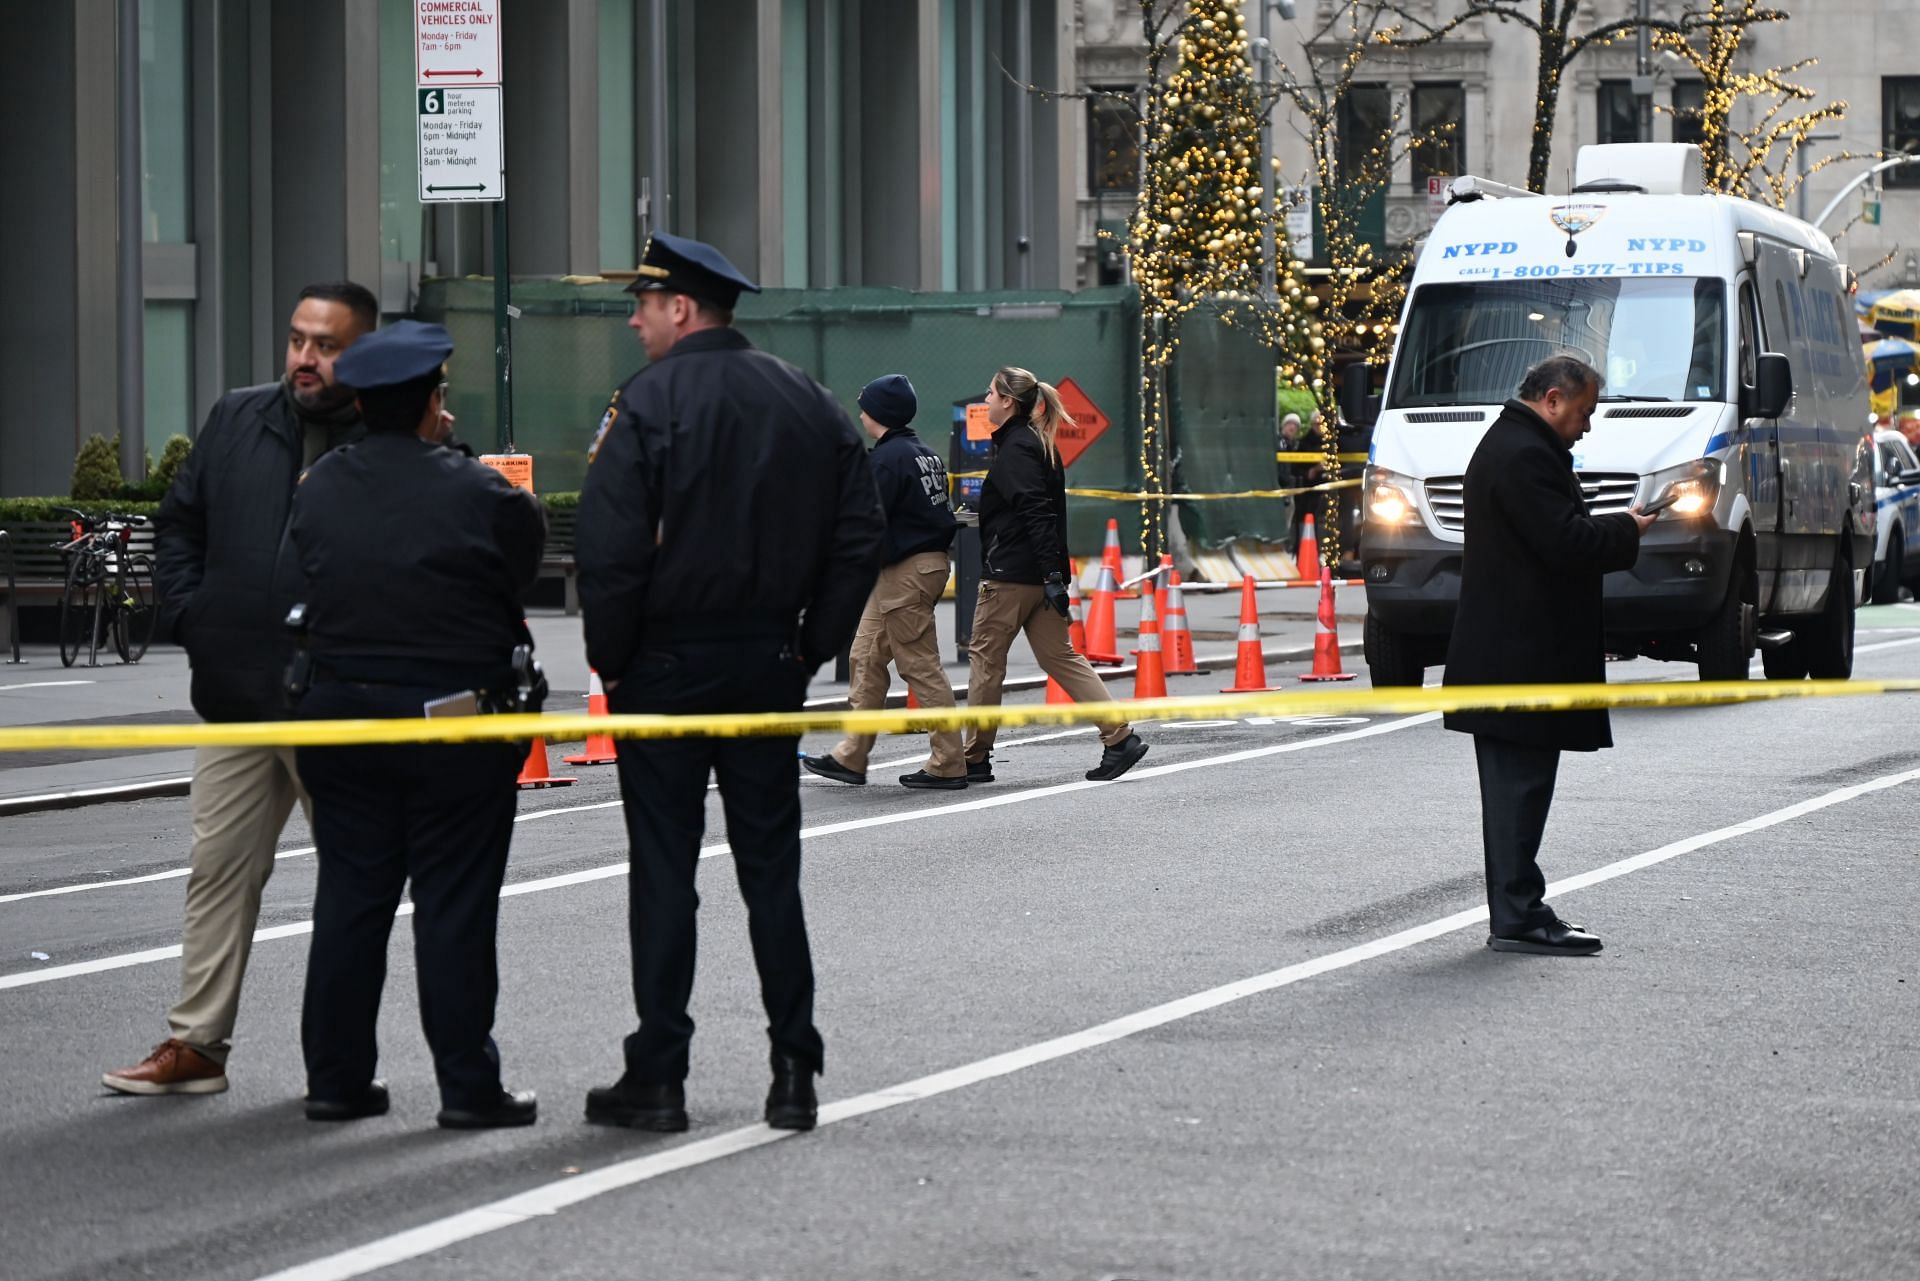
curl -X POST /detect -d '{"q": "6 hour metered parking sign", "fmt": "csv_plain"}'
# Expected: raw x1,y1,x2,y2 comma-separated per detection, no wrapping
416,0,502,203
418,86,503,202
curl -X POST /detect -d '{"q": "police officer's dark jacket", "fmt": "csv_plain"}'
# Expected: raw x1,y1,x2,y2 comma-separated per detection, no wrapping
156,382,363,722
576,327,885,677
870,426,956,566
978,413,1070,585
1442,399,1641,751
288,434,547,680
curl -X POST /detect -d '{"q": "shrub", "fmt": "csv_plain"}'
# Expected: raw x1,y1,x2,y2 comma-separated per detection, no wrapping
70,435,126,500
144,434,193,499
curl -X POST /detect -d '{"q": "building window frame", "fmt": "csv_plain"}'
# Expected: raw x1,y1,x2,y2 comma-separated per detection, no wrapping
1087,85,1140,195
1671,80,1705,150
1409,82,1464,191
1885,77,1920,189
1597,79,1640,145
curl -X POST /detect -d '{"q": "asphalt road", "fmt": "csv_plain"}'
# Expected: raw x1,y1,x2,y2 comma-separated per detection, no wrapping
3,630,1919,1280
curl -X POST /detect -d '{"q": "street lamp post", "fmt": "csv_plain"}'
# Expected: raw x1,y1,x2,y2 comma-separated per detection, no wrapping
1794,132,1842,223
1811,155,1920,233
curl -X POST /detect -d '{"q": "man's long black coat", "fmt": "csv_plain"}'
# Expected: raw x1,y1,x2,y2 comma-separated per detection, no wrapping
1442,400,1642,751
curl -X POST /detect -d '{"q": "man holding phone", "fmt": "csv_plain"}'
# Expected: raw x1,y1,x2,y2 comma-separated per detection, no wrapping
1442,355,1655,956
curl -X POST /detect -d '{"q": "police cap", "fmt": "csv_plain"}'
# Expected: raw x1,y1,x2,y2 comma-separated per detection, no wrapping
607,232,761,310
333,320,454,391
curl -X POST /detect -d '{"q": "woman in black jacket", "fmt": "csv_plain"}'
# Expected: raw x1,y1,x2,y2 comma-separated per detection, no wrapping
962,366,1148,783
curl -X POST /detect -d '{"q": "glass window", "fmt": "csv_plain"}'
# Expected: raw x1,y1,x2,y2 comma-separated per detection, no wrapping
1337,84,1393,186
1410,84,1463,191
600,0,638,270
1598,80,1640,145
140,0,191,242
1671,81,1705,150
143,303,194,448
1884,78,1920,189
378,0,424,266
1088,88,1140,194
1387,277,1728,408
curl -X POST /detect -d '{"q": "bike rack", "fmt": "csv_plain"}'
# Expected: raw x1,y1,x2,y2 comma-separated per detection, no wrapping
0,529,19,664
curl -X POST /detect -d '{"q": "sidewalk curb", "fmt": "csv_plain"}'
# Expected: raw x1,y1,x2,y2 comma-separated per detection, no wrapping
0,641,1365,816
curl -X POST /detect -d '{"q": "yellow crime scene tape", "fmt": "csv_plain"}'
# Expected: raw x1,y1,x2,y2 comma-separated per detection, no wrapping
949,472,1362,502
2,680,1916,753
1275,451,1369,464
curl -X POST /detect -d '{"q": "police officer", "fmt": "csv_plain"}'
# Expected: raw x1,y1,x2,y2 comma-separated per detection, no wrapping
287,320,547,1129
577,233,884,1133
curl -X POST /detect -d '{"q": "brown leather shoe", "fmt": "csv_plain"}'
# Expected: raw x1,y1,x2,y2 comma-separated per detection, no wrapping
102,1039,228,1096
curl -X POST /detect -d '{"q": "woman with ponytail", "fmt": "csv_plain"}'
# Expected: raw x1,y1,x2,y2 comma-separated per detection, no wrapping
962,366,1149,783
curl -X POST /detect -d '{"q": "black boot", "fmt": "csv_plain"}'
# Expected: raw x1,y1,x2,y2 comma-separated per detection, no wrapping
585,1077,689,1132
1085,733,1149,782
764,1053,818,1131
438,1088,538,1130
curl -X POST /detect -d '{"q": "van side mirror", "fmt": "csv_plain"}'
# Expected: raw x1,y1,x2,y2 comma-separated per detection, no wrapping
1339,362,1379,428
1747,352,1792,419
1901,466,1920,487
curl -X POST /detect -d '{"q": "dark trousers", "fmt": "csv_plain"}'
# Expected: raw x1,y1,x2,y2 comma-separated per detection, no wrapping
295,681,525,1110
608,639,823,1084
1473,735,1562,936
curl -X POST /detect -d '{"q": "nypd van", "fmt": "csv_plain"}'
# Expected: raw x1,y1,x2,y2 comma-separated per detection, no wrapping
1349,143,1872,685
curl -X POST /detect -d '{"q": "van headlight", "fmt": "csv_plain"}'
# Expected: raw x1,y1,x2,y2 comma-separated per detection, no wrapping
1640,459,1720,520
1364,466,1421,526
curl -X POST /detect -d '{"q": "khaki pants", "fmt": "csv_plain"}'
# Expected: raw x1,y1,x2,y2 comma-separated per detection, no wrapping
167,745,311,1063
831,550,964,777
964,578,1129,762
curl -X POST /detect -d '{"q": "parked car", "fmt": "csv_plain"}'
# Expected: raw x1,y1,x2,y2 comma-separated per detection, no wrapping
1871,428,1920,603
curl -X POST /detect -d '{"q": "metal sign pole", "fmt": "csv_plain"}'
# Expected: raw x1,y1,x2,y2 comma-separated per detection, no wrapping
494,200,511,453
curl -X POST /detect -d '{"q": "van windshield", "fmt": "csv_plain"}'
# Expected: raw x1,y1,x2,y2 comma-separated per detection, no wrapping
1387,277,1727,408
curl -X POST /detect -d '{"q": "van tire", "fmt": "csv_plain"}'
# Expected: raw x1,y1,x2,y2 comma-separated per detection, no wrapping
1871,537,1902,605
1799,538,1856,680
1364,609,1427,687
1695,569,1755,682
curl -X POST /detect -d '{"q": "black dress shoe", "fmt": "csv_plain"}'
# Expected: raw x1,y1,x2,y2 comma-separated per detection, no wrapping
765,1053,818,1132
801,754,866,785
438,1088,538,1130
899,769,966,790
305,1080,389,1122
1488,919,1603,956
966,755,994,783
1085,733,1149,782
585,1078,688,1132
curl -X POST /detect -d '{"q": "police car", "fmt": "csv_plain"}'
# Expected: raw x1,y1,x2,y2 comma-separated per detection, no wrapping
1871,427,1920,603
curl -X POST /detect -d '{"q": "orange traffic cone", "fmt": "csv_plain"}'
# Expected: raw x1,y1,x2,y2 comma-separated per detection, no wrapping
1082,561,1123,665
906,686,922,709
1163,570,1197,674
1131,584,1167,699
517,737,578,789
1154,553,1173,621
1220,575,1274,693
563,669,619,765
1101,518,1123,580
1048,565,1086,703
1299,565,1357,682
1296,512,1320,581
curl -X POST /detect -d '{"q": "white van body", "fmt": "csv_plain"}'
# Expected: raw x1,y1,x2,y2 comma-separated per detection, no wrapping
1359,143,1872,683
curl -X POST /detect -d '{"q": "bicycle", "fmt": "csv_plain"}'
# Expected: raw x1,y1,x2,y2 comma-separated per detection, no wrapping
52,508,156,668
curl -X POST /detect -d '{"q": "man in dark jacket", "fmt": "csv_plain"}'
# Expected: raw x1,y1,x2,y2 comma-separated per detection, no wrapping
1443,355,1653,956
104,282,375,1097
803,374,963,790
576,232,884,1134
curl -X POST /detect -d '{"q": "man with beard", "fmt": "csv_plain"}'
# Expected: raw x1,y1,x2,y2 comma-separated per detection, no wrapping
104,282,376,1096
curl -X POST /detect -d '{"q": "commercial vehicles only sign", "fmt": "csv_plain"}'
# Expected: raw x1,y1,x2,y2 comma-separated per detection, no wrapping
416,0,503,203
415,0,501,86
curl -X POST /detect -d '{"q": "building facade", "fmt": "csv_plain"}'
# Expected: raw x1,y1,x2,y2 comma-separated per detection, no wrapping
0,0,1081,497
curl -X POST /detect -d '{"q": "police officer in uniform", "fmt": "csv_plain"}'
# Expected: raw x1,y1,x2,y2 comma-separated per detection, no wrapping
287,321,547,1129
577,233,884,1133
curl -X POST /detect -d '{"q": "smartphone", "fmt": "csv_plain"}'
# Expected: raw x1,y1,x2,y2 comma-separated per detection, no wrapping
1638,490,1680,517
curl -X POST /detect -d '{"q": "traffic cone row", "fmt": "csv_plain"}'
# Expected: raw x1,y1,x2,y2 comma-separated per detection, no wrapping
1101,518,1137,599
563,669,619,765
1298,564,1356,682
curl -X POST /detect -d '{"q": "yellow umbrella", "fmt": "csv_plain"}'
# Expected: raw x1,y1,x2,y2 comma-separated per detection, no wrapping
1869,288,1920,340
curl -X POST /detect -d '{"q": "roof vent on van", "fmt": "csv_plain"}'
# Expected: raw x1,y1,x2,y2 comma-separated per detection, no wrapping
1572,178,1646,195
1573,143,1704,196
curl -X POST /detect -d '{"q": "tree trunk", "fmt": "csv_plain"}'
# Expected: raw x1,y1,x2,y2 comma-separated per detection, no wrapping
1527,27,1566,193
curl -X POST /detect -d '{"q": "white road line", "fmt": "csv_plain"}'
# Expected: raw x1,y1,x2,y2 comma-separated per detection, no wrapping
251,760,1920,1281
0,680,96,693
0,726,1117,906
0,714,1439,987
